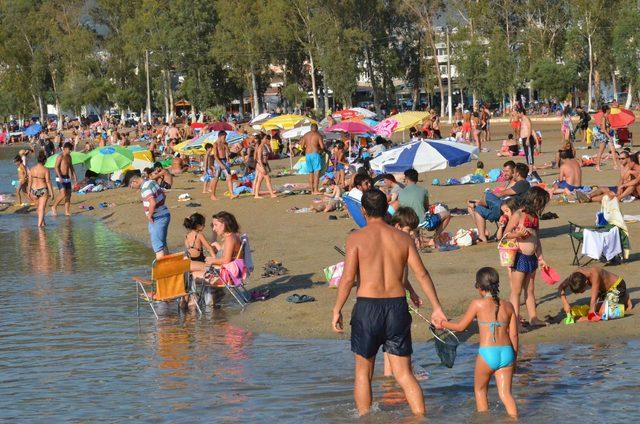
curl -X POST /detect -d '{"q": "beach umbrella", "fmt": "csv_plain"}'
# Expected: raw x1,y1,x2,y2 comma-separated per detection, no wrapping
249,112,275,126
208,121,234,131
370,139,478,173
24,123,42,137
260,114,316,130
325,121,373,134
282,126,312,139
85,146,134,174
44,151,88,168
373,111,430,137
190,122,206,129
126,145,147,152
333,108,376,119
90,120,104,128
593,107,636,129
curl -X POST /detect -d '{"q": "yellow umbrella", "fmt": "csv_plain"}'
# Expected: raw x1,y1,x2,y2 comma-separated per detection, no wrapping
387,111,430,133
174,140,206,155
122,150,155,171
260,114,317,130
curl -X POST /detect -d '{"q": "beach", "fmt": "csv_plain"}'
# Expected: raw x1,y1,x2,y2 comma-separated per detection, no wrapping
2,119,639,345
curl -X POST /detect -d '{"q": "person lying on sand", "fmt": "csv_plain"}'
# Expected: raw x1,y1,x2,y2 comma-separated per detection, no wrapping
311,178,343,213
558,266,633,321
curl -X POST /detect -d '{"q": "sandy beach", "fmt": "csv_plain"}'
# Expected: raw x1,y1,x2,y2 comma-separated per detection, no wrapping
4,119,639,345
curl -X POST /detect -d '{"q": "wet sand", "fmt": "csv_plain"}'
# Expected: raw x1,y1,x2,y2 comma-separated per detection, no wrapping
4,119,640,344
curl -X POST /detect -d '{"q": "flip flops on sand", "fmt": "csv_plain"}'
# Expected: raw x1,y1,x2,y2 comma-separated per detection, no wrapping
286,294,315,303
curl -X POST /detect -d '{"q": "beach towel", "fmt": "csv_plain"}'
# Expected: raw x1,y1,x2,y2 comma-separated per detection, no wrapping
582,228,622,261
219,259,246,287
323,261,344,288
601,196,630,259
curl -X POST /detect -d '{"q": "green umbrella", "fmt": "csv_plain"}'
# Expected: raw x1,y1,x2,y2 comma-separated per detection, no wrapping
45,152,88,168
85,146,134,174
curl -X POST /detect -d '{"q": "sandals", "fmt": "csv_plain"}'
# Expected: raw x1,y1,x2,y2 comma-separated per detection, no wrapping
262,261,288,278
286,293,315,303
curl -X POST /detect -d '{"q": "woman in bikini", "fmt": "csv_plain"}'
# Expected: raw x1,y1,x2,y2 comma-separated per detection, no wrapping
253,134,277,199
504,186,550,328
441,267,518,417
28,151,54,227
184,212,216,270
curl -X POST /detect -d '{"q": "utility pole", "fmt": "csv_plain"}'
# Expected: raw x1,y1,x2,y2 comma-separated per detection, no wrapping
145,49,152,123
446,27,453,123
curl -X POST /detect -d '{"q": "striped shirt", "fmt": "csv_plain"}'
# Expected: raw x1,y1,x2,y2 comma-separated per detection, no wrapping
141,180,169,218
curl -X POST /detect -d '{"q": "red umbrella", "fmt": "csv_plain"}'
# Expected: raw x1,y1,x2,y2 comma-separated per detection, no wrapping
208,121,234,131
332,109,360,120
593,107,636,129
325,121,373,134
190,122,206,129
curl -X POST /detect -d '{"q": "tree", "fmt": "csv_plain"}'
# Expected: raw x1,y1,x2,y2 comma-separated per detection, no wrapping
485,29,515,110
612,2,640,107
530,59,576,100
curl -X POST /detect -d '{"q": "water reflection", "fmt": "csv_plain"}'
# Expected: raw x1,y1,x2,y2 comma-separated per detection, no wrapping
0,213,639,422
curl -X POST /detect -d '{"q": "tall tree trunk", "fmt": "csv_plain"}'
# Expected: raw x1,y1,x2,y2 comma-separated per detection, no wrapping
161,69,170,123
364,45,380,113
37,94,45,124
425,23,445,118
587,34,594,112
50,69,63,129
308,51,318,112
167,70,174,121
145,50,152,123
625,81,633,108
460,86,464,109
446,28,453,122
612,71,618,101
594,69,601,108
412,85,419,111
250,65,261,117
322,79,329,115
472,90,478,111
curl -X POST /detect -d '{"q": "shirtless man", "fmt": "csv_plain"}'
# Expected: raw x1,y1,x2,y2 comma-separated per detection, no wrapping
300,123,325,195
51,142,77,216
518,106,535,168
169,153,188,175
210,131,237,200
549,150,582,195
332,189,447,417
167,123,180,144
581,151,639,202
202,143,214,193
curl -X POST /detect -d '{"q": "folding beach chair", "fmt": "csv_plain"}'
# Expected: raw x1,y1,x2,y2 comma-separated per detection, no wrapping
343,195,367,228
199,235,252,308
133,252,201,319
567,222,627,266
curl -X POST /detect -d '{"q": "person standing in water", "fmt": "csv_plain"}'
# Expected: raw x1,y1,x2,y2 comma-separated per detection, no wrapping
28,151,54,227
14,155,29,205
332,189,447,417
300,123,325,195
51,142,77,216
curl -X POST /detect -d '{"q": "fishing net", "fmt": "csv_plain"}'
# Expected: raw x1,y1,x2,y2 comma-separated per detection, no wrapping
430,325,459,368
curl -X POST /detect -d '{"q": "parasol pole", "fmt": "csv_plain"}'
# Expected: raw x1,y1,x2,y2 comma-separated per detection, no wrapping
289,137,294,171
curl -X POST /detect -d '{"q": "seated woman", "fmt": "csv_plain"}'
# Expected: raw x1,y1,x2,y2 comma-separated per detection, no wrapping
497,134,519,157
204,211,244,287
184,213,216,275
169,153,189,175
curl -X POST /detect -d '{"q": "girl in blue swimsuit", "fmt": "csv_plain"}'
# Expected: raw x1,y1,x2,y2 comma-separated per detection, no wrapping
441,267,518,418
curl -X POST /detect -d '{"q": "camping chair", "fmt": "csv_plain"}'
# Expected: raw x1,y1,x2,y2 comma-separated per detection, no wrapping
199,235,252,308
133,252,201,319
567,222,627,266
343,195,367,228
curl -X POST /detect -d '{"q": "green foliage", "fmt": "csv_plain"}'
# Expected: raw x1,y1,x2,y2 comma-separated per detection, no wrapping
530,59,576,99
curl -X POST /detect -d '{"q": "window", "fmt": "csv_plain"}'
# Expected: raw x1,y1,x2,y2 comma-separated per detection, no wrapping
437,48,447,56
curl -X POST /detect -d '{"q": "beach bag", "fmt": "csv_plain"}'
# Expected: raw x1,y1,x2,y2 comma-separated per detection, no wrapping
452,229,473,247
323,261,344,288
498,238,519,267
601,300,625,320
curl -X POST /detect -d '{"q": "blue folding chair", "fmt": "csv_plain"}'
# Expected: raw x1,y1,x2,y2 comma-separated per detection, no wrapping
343,196,367,228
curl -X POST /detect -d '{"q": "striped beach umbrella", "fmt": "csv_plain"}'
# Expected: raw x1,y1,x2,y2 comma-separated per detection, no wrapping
370,139,479,173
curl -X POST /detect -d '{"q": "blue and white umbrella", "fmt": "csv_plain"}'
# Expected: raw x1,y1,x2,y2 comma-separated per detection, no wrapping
24,123,42,137
370,138,479,173
185,130,246,149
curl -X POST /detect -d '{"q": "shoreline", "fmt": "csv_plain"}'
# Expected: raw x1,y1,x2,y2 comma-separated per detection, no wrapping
2,120,639,345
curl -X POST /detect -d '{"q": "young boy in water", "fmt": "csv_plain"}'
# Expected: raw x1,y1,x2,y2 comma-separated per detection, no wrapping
383,207,423,377
558,266,633,321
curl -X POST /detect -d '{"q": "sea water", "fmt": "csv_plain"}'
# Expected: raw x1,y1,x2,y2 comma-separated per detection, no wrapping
0,151,639,422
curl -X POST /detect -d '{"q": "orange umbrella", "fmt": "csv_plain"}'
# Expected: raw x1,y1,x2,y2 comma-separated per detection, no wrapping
593,107,636,129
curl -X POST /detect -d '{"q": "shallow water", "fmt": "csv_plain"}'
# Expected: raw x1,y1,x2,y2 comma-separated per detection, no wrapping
0,155,639,422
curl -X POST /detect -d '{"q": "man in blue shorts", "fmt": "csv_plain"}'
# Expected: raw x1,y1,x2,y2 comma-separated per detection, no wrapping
300,123,325,194
332,189,447,417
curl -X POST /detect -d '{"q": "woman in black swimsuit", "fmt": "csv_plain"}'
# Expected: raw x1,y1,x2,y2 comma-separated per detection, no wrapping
28,151,54,227
184,213,215,277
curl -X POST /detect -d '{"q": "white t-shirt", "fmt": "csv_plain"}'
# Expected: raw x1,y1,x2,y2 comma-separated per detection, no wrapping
347,188,363,201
